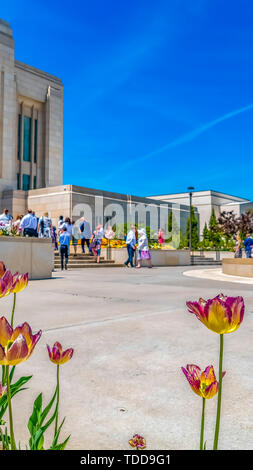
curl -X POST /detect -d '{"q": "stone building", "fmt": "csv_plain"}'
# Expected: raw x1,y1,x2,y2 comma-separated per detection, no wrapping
26,184,190,241
1,18,252,241
148,190,253,236
0,19,63,215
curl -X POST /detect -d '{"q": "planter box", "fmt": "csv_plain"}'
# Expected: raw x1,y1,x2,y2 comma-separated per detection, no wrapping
0,236,54,279
222,258,253,278
101,248,191,266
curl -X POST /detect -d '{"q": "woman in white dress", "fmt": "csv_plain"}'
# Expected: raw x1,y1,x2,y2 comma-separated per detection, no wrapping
136,228,152,268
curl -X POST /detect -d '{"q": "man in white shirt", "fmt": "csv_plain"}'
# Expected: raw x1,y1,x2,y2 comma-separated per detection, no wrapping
0,209,12,226
57,215,64,234
124,225,137,267
19,210,38,237
79,218,92,254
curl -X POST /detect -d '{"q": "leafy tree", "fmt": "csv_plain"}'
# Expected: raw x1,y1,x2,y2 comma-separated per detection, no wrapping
218,210,253,240
202,222,209,241
208,209,222,247
217,211,238,236
237,211,253,238
186,206,199,249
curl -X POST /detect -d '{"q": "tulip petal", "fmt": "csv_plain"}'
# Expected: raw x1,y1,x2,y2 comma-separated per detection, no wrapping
60,348,74,364
182,366,202,397
204,381,218,399
203,298,232,334
0,262,6,278
186,301,206,321
225,296,244,332
6,334,29,365
0,317,13,348
11,273,29,294
0,344,6,364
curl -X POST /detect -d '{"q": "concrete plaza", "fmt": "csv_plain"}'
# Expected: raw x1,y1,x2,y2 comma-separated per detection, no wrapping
1,266,253,450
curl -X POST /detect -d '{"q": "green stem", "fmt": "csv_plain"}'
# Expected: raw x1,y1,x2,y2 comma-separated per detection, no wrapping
213,334,224,450
2,366,6,386
200,397,205,450
54,364,60,436
6,365,16,450
10,293,16,328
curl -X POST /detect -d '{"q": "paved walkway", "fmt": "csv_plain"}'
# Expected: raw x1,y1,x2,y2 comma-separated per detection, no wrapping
2,266,253,450
183,267,253,284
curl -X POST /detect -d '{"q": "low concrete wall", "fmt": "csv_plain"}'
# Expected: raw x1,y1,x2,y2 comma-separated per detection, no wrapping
0,236,54,279
222,258,253,277
102,248,191,266
192,251,234,260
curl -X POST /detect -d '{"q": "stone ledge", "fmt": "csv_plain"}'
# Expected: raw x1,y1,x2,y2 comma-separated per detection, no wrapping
0,236,51,244
222,258,253,277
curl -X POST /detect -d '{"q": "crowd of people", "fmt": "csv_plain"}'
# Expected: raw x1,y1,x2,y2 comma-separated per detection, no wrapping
4,206,253,268
0,208,155,270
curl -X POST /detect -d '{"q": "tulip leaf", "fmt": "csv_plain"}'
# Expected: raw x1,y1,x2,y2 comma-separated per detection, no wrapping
51,416,65,448
40,387,57,425
28,392,43,437
9,366,16,383
0,375,32,421
41,401,58,434
50,434,71,451
28,389,58,450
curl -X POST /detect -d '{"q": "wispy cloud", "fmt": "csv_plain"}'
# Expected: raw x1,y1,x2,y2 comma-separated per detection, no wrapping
100,102,253,182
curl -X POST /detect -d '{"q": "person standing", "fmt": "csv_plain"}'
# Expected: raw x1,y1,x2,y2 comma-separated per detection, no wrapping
158,228,165,248
243,233,253,258
58,215,64,234
91,224,104,264
19,210,38,237
124,225,137,268
52,226,58,251
63,217,73,236
79,217,92,254
0,208,12,226
136,228,152,268
38,212,53,238
234,234,242,258
58,226,71,270
13,215,22,233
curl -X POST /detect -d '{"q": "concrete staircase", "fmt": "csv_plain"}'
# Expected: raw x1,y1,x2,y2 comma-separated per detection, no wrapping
191,254,222,266
54,252,124,269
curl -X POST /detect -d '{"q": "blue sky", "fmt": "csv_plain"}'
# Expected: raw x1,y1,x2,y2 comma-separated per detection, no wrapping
3,0,253,199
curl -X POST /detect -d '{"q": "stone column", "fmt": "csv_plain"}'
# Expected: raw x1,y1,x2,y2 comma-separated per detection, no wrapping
0,70,4,178
44,85,63,187
19,101,24,190
30,105,35,188
0,20,16,195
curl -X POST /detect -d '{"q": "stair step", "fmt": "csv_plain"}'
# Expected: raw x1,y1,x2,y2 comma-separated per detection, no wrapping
54,261,115,268
55,254,105,260
54,263,124,269
192,261,222,266
54,259,112,264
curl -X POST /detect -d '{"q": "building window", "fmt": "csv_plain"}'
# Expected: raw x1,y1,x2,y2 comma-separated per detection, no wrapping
22,174,30,191
34,119,38,163
33,175,37,189
17,173,20,190
17,114,21,160
23,116,31,162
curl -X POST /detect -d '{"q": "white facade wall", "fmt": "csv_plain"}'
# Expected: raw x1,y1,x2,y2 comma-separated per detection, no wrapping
0,18,63,212
148,190,251,237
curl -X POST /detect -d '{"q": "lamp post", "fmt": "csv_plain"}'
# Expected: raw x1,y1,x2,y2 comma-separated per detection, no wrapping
187,186,195,262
